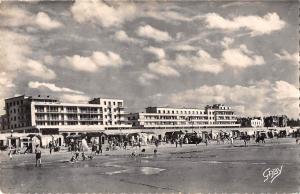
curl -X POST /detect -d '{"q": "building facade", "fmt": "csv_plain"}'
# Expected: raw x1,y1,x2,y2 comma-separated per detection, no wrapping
1,95,131,134
250,118,264,128
127,104,240,130
264,115,288,127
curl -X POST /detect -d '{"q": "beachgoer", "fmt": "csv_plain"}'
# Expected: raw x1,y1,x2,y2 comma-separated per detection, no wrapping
35,145,42,167
49,141,53,154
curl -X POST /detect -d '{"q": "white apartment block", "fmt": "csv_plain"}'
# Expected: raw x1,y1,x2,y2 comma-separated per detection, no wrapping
127,104,240,129
88,98,128,128
2,95,131,134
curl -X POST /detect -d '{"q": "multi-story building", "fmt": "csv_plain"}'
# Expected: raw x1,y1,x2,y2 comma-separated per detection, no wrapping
1,95,131,135
264,115,288,127
89,98,127,128
127,104,240,130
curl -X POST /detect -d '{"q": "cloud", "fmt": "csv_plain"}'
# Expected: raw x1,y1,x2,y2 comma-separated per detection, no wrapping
26,59,56,80
175,50,224,74
63,51,123,72
169,80,299,118
60,94,90,104
148,59,180,77
0,6,62,30
146,10,192,23
70,0,136,27
144,46,166,59
275,50,298,65
0,30,56,80
35,12,62,30
114,30,142,44
221,44,265,68
136,25,172,42
169,44,198,51
138,72,159,86
28,81,84,94
221,37,234,48
0,72,15,88
204,12,285,36
92,51,123,67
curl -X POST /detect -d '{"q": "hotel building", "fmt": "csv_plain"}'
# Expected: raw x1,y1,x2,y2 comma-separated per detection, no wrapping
2,95,131,135
127,104,240,130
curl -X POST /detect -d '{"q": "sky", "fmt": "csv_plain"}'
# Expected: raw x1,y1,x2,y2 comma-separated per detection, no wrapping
0,0,299,118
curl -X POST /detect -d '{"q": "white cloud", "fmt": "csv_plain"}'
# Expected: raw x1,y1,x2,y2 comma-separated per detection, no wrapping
35,12,62,30
138,72,159,86
0,72,15,88
273,80,299,100
65,55,98,72
114,30,142,44
92,51,123,67
221,45,265,68
175,50,224,74
0,7,62,30
169,80,299,118
221,37,234,48
146,10,192,23
60,94,90,104
28,81,84,94
136,25,172,42
275,50,298,65
26,59,56,80
63,51,123,72
205,12,285,36
148,59,180,77
169,44,197,51
144,47,166,59
71,0,136,27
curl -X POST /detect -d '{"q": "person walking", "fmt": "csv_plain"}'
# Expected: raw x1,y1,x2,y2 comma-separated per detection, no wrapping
49,141,53,154
35,145,42,167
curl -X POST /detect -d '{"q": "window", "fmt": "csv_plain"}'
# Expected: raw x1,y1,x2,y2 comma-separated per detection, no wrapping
113,102,115,106
104,101,106,105
17,101,19,105
13,102,15,106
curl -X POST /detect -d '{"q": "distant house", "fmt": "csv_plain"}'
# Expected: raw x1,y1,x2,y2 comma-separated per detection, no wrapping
264,115,288,127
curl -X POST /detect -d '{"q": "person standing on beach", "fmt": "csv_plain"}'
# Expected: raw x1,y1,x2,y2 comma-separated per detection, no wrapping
35,145,42,167
49,141,53,154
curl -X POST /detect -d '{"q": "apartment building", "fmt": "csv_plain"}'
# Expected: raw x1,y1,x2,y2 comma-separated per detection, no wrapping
1,95,131,134
127,104,240,129
89,98,128,129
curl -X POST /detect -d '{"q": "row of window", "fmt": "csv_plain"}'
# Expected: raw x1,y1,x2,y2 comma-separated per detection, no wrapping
36,121,104,126
157,110,205,115
142,121,210,125
10,115,28,121
6,100,24,108
35,107,102,113
103,101,122,107
10,122,30,129
9,107,27,114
